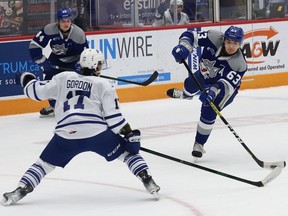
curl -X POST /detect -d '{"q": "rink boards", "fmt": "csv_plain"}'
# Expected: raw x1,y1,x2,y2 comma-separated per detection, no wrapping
1,20,288,115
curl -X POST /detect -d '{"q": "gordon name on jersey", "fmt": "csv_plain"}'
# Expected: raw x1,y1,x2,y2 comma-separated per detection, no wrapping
66,79,93,91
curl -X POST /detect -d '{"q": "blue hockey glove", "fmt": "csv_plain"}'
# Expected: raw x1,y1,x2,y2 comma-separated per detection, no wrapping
15,72,36,87
172,44,190,63
124,130,141,154
199,85,219,106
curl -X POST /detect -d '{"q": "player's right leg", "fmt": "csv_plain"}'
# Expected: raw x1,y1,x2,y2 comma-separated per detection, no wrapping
1,158,55,206
192,142,206,158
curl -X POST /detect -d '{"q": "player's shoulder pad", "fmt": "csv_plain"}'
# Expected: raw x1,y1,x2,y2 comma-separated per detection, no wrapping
207,29,224,49
43,23,59,36
227,50,247,73
69,24,87,44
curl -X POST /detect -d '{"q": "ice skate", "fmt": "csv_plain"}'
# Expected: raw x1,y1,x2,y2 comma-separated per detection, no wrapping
138,170,160,200
166,88,193,100
1,184,33,206
192,142,206,161
39,105,55,118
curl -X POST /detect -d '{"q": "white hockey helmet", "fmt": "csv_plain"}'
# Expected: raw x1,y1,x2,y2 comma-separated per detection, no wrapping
170,0,183,6
80,48,105,71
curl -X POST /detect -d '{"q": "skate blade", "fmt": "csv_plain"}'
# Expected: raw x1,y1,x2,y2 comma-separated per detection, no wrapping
152,191,160,200
192,157,200,163
0,196,13,206
39,114,55,118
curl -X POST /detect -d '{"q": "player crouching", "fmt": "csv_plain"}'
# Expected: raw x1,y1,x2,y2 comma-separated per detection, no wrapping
1,49,160,206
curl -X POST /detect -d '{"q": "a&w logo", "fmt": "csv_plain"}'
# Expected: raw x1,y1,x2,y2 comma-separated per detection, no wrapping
242,27,279,64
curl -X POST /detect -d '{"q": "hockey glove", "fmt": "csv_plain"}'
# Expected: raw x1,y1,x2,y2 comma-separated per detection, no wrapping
199,84,220,106
172,45,189,63
124,130,141,154
172,36,194,63
15,72,36,87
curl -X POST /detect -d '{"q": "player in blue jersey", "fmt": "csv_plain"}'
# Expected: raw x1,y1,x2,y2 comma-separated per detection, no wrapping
1,49,160,206
167,26,247,160
29,7,89,118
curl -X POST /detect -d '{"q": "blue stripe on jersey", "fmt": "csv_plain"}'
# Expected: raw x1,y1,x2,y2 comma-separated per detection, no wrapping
109,118,126,130
105,113,122,119
57,113,104,125
26,80,41,101
55,120,107,129
32,81,41,101
25,81,33,98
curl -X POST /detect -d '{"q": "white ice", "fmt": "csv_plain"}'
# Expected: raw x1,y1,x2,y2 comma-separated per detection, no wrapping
0,86,287,216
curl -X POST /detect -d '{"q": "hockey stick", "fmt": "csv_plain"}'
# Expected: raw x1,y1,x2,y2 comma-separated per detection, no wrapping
140,147,282,187
52,65,159,86
99,72,159,86
182,60,286,169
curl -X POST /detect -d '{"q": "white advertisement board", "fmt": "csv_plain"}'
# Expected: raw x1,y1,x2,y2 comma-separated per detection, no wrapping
85,21,287,87
42,21,288,88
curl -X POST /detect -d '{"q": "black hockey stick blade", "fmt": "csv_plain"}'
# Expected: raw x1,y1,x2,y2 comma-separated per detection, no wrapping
181,60,286,169
99,71,159,86
140,147,282,187
52,65,158,86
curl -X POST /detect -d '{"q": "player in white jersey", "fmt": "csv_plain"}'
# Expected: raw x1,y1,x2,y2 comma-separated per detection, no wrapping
153,0,190,26
1,49,160,206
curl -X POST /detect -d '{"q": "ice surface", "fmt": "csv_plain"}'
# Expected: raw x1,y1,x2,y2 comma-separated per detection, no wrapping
0,86,287,216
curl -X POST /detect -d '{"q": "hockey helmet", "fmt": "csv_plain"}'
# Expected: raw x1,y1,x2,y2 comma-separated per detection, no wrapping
224,26,244,43
170,0,183,6
57,8,72,20
80,48,105,72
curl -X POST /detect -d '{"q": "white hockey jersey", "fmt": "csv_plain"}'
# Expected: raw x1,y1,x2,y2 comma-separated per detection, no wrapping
24,72,127,139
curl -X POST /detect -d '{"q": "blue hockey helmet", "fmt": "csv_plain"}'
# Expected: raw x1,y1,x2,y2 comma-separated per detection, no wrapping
224,26,244,43
57,8,72,20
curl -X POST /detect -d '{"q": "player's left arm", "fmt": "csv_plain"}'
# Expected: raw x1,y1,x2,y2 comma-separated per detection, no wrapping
100,83,128,133
70,25,89,54
101,83,141,154
215,52,247,104
215,69,246,108
199,68,246,109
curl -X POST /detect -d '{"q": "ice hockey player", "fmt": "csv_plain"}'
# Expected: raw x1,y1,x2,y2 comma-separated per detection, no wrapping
29,7,89,118
1,49,160,206
167,25,247,160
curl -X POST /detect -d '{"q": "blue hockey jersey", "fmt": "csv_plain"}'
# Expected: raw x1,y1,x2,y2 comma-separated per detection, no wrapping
29,23,88,68
196,29,247,91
